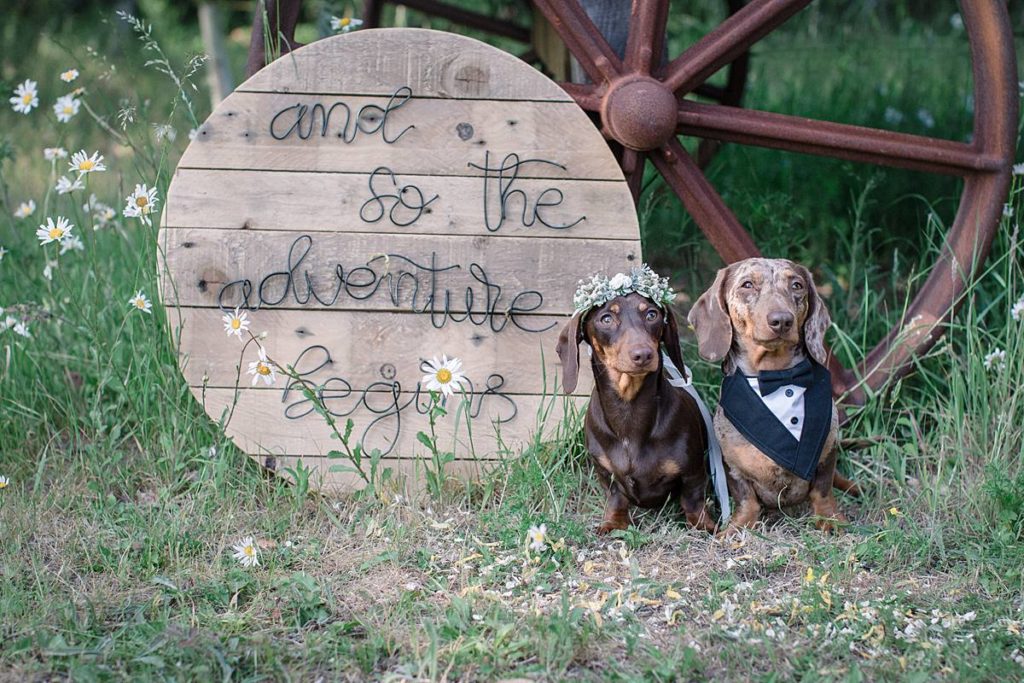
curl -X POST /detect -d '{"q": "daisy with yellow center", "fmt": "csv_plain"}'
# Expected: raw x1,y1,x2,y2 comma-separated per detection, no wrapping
247,347,278,386
69,150,106,177
128,289,153,314
60,68,79,83
53,94,80,123
421,355,467,397
13,199,36,219
123,184,160,226
527,524,548,552
44,147,68,161
222,307,251,338
231,536,260,568
0,475,9,489
9,79,38,114
36,216,74,245
330,15,363,32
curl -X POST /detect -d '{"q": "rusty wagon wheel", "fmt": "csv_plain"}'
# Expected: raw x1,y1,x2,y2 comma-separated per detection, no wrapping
532,0,1018,406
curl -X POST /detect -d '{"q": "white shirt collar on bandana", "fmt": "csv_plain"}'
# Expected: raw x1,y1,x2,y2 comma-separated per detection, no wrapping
744,377,806,441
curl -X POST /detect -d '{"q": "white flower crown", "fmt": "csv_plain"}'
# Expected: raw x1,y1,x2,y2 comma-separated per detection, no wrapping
573,264,676,315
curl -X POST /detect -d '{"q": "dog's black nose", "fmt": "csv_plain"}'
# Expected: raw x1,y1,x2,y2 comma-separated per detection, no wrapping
767,311,794,332
630,347,654,366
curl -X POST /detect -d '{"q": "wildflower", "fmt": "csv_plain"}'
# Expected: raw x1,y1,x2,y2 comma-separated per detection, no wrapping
0,246,7,262
55,176,84,195
44,147,68,161
43,259,58,281
1011,296,1024,322
122,184,159,226
1003,204,1014,218
13,200,36,219
222,307,250,338
59,234,84,255
0,475,8,488
12,321,30,337
188,128,199,141
983,348,1006,371
60,68,79,83
949,13,963,31
1013,163,1024,176
10,79,39,114
53,94,80,123
69,150,106,176
231,536,260,568
804,567,815,584
916,108,935,129
248,347,277,386
527,524,548,552
421,355,466,396
330,15,364,32
883,106,904,126
128,289,153,314
888,506,902,517
36,216,74,245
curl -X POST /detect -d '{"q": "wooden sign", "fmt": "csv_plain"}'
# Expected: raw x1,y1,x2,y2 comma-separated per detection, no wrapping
159,29,640,493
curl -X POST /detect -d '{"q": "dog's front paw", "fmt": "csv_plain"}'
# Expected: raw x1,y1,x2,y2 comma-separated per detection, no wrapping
814,512,847,534
597,520,630,535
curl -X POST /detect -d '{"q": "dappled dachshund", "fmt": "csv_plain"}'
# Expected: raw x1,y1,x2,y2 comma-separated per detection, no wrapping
688,258,860,533
557,268,715,534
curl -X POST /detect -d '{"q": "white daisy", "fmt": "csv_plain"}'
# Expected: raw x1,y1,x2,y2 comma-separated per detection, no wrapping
421,355,466,396
330,15,363,32
36,216,74,245
983,348,1006,371
53,94,81,123
0,475,9,489
12,321,30,338
231,536,260,568
10,79,38,114
1004,204,1014,219
1014,163,1024,176
55,175,84,195
1012,296,1024,322
222,307,250,338
247,347,277,386
42,259,58,281
83,194,116,228
13,199,36,219
122,184,159,226
59,234,84,254
44,147,68,161
916,108,935,129
60,68,79,83
69,150,106,176
527,524,548,552
128,289,153,314
188,128,199,141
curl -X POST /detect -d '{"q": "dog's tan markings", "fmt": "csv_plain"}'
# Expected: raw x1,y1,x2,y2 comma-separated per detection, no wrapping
615,370,645,401
637,302,649,312
597,454,613,471
610,303,620,314
659,459,681,477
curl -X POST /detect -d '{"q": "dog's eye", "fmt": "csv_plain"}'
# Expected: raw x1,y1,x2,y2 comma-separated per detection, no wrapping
792,281,804,290
645,309,658,321
741,280,754,289
600,313,613,325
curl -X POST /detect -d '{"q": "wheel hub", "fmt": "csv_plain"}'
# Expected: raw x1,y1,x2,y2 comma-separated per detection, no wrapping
601,76,678,151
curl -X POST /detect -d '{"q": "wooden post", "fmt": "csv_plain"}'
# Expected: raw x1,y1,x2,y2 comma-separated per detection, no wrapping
198,2,234,106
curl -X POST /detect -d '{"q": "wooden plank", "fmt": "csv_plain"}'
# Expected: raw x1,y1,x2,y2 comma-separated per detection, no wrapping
164,168,637,241
170,307,594,396
261,455,492,497
178,93,620,180
237,29,574,102
159,228,641,315
196,387,587,460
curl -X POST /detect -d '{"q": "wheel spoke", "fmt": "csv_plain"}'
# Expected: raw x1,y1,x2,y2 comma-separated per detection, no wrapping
663,0,813,94
557,82,602,111
532,0,622,84
650,138,760,263
621,148,645,203
624,0,670,73
676,101,1004,175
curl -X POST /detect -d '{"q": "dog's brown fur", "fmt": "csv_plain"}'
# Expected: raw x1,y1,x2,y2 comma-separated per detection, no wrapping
688,258,859,533
557,293,715,534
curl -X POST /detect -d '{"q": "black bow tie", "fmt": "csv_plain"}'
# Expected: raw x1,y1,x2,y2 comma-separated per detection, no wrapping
756,359,814,396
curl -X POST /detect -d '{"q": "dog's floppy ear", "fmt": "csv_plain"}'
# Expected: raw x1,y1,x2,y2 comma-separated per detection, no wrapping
661,306,687,379
796,264,831,366
688,266,733,363
555,312,584,394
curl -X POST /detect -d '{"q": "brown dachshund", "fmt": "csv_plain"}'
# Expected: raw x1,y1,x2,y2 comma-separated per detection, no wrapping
557,293,715,534
688,258,859,533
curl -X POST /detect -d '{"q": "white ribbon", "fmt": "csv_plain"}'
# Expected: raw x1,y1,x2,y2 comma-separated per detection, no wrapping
661,353,731,524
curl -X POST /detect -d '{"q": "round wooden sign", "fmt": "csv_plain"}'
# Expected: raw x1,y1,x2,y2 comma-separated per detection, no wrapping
160,28,640,493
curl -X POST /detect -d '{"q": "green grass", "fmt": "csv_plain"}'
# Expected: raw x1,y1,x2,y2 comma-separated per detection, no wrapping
2,4,1024,681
